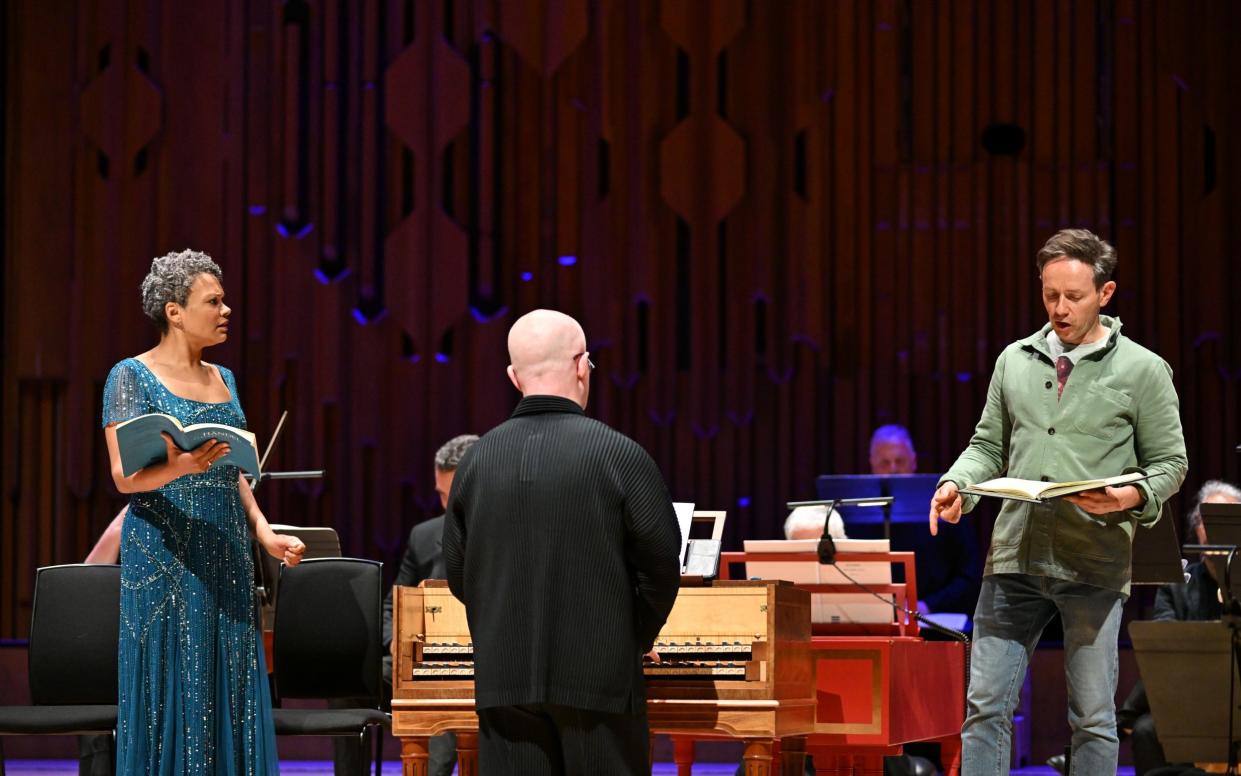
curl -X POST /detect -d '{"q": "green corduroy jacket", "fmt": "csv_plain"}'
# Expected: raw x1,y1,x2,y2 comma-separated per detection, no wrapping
940,316,1188,594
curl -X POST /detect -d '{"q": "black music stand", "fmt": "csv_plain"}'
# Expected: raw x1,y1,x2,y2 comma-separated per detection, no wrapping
1129,620,1241,767
247,411,326,492
1160,502,1241,773
1200,503,1241,598
786,496,894,561
246,410,329,622
813,474,941,538
1131,500,1186,585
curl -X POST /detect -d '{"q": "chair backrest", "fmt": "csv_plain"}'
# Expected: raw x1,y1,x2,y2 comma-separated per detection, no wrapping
272,557,382,705
254,525,342,629
255,525,341,606
28,563,120,706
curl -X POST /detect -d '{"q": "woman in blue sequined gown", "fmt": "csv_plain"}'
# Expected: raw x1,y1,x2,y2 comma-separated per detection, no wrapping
102,250,305,775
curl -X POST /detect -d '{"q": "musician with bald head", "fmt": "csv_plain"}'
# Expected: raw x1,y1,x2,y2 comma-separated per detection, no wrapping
444,309,683,776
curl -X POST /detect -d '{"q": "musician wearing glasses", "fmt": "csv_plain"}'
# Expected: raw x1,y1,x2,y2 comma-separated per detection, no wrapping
444,309,682,776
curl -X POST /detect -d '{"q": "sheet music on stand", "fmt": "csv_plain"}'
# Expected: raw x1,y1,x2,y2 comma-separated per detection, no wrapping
743,538,894,624
680,508,726,580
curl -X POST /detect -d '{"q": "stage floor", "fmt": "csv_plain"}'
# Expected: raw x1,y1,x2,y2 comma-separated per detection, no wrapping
0,761,1124,775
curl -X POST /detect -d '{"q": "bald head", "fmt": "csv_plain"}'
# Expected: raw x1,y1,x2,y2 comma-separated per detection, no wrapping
506,309,592,406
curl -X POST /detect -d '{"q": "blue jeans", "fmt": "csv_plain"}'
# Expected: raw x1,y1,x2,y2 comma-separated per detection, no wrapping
962,573,1125,776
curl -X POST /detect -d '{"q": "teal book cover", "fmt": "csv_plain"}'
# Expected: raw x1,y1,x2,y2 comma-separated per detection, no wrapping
115,413,260,477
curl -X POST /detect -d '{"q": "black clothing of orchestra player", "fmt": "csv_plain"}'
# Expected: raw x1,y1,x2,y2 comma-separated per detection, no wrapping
373,434,478,776
444,309,682,776
382,516,447,683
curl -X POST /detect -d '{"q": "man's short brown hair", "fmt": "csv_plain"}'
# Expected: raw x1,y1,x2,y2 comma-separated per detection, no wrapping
1036,228,1117,288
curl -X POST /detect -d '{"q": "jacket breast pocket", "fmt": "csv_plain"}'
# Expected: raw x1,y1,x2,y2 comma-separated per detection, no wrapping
1073,384,1132,440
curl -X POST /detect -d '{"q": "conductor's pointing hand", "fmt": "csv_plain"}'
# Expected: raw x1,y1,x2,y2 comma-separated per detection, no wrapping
929,482,963,536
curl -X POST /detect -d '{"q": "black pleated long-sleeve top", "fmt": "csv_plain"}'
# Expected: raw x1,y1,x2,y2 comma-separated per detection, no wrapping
444,395,682,714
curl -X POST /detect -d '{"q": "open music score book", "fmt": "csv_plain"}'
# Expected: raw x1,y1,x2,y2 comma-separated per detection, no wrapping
959,471,1156,504
115,413,261,477
742,538,893,624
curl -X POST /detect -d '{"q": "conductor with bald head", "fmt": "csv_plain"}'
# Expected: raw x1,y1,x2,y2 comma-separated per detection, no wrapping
444,310,683,775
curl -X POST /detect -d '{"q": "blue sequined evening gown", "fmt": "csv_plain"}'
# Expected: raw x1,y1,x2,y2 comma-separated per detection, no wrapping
103,358,279,775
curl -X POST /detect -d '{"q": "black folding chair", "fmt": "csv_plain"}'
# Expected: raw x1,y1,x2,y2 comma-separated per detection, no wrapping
271,558,388,774
253,525,343,630
0,564,120,776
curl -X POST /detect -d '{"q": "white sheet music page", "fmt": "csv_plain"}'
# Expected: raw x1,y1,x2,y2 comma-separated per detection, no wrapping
672,502,695,570
742,538,894,624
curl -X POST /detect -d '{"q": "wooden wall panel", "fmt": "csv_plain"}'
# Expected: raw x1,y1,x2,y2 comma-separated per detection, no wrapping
3,0,1241,637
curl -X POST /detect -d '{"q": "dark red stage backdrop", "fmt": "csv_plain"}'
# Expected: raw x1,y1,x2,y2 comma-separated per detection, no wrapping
3,0,1240,639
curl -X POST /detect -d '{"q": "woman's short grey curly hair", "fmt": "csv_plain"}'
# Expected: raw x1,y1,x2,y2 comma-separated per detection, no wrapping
141,250,223,332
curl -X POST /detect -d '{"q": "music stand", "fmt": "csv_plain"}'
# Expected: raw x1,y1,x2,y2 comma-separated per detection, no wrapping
1131,501,1186,585
1201,503,1241,598
813,475,883,530
885,474,945,523
813,473,941,538
248,411,325,492
247,410,330,625
1129,620,1241,766
1179,501,1241,772
788,496,893,513
785,496,893,566
786,496,968,642
681,510,726,580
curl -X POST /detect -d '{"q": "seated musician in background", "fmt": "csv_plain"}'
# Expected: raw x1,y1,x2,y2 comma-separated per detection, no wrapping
1048,479,1241,776
869,424,918,475
366,433,478,776
784,503,847,541
852,425,981,619
444,309,682,776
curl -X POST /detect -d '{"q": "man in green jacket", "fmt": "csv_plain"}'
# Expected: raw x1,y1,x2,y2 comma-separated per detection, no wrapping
928,228,1188,776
